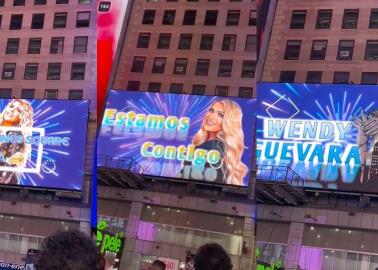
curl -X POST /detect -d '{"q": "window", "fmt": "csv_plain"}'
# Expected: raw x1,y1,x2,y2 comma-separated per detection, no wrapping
249,10,257,26
192,85,206,95
310,40,327,60
28,38,42,54
162,10,175,25
170,83,183,94
73,36,88,53
152,58,166,73
24,63,38,80
316,9,332,29
127,81,140,91
142,10,155,24
56,0,68,3
6,38,20,54
157,34,171,49
245,35,257,51
337,40,354,60
45,89,58,99
215,86,229,96
174,58,188,74
183,10,196,25
204,10,218,25
0,15,2,28
241,61,256,78
0,0,3,6
306,71,322,83
31,13,44,29
34,0,47,4
226,10,240,26
218,60,232,77
361,72,378,84
76,12,90,27
47,63,61,80
333,72,350,84
200,34,214,50
178,34,192,49
2,64,16,80
0,89,12,98
279,71,295,82
369,9,378,29
21,89,35,99
50,37,64,54
284,40,301,60
53,13,67,28
13,0,25,6
79,0,91,3
69,90,83,100
195,59,210,76
137,33,151,48
290,10,306,29
342,9,359,29
71,63,86,80
10,15,23,30
222,35,236,51
238,87,253,98
365,40,378,60
148,82,161,92
131,57,146,72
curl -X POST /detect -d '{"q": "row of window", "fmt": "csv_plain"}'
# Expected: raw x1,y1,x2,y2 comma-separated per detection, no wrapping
136,32,256,52
131,57,256,78
0,11,91,30
290,9,378,29
2,36,89,54
279,71,378,85
0,88,83,99
0,0,91,6
0,62,86,80
126,81,254,98
142,9,256,26
284,39,378,61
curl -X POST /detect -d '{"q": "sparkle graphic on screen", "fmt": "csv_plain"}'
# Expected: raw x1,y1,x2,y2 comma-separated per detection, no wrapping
258,84,376,145
107,92,217,176
0,100,86,189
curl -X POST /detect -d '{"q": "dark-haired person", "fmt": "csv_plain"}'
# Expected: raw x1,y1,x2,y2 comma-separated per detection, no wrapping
150,260,166,270
194,243,232,270
34,230,101,270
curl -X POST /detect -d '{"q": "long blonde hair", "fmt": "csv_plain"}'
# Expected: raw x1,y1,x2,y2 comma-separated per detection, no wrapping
192,99,248,185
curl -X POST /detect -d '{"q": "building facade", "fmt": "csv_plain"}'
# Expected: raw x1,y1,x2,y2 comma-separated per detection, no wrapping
260,0,378,84
256,1,378,269
112,0,257,98
0,0,96,264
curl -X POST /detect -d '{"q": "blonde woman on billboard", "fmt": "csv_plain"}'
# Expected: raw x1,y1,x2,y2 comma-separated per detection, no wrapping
192,99,248,186
0,99,33,184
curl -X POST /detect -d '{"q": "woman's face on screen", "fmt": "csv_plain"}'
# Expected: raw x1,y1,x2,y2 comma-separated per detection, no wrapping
203,102,224,133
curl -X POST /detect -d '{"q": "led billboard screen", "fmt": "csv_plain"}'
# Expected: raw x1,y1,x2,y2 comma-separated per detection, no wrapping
98,90,256,186
257,83,378,192
0,99,88,190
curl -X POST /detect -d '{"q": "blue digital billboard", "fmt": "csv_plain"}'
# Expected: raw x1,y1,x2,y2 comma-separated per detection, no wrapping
98,90,256,186
257,83,378,192
0,99,89,190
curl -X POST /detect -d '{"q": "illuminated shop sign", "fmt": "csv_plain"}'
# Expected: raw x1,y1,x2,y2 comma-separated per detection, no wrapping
97,220,125,270
257,83,378,192
98,91,256,186
0,99,88,190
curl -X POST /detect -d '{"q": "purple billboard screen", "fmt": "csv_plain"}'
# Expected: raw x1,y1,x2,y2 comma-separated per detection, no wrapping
98,90,256,186
0,99,89,190
257,83,378,193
